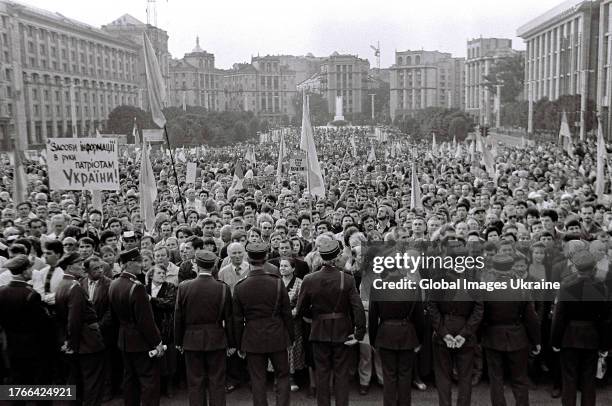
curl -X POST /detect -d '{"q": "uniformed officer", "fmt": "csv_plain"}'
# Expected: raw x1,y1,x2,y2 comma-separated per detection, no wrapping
296,239,366,406
55,252,106,406
109,248,164,406
428,244,483,406
233,242,293,406
368,256,425,406
0,255,52,389
551,251,611,406
481,255,541,406
175,251,234,406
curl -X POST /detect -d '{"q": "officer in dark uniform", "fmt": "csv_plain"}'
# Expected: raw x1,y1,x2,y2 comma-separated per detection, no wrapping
296,239,366,406
0,255,51,389
55,252,106,405
368,258,425,406
551,251,612,406
109,248,164,406
175,251,234,406
481,255,541,406
233,242,293,406
428,244,483,406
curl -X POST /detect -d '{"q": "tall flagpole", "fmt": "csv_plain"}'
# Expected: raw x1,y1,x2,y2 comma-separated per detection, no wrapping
303,91,313,223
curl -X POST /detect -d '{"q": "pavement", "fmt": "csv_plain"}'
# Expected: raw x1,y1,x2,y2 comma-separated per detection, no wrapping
101,380,612,405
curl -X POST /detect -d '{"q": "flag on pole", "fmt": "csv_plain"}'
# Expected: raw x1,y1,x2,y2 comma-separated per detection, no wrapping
432,133,437,154
177,149,186,163
143,32,167,128
410,162,422,209
455,143,462,160
300,92,326,198
182,90,187,111
132,118,140,146
228,161,244,200
277,131,287,181
245,146,256,164
367,142,376,162
559,111,573,157
479,135,495,176
350,134,358,158
12,136,27,205
596,120,606,198
139,141,158,231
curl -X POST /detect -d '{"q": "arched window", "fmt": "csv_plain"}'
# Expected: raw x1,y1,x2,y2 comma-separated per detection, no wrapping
415,55,420,65
398,56,403,65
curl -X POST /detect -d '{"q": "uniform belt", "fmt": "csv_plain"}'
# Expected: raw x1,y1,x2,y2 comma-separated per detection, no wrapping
382,319,408,326
187,322,221,328
317,312,347,320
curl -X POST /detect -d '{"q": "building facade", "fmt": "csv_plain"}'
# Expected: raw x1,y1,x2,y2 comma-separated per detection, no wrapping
389,50,465,121
221,56,298,121
598,0,612,135
168,37,223,111
0,1,144,149
465,37,518,125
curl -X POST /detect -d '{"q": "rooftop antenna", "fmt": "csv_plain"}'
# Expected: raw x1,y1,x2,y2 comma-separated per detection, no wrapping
146,0,157,26
370,41,380,69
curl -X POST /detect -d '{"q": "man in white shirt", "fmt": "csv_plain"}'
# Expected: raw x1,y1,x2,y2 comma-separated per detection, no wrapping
153,246,180,286
217,243,248,293
31,240,65,304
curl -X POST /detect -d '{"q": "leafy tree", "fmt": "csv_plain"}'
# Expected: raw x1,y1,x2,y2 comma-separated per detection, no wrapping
106,105,154,141
233,121,248,142
292,93,329,125
483,55,525,103
449,117,469,141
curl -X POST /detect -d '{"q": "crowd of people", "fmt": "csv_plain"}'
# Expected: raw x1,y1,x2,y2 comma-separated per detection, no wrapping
0,125,610,406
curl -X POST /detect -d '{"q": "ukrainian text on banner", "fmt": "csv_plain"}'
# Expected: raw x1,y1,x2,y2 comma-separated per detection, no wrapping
47,138,120,191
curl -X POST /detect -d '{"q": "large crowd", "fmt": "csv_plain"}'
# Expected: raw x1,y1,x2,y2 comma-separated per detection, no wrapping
0,125,610,406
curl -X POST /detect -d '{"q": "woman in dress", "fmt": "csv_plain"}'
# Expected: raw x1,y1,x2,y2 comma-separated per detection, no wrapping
279,258,305,391
146,265,178,398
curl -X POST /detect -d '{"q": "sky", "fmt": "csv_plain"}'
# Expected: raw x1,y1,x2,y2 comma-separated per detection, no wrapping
21,0,567,69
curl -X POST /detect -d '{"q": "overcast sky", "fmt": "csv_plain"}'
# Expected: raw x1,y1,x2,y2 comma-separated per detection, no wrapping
22,0,565,69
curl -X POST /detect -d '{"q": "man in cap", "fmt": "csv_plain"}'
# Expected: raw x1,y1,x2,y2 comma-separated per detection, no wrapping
481,255,541,406
233,242,293,406
551,250,611,406
175,251,234,406
0,254,52,388
55,252,106,405
296,239,366,406
109,248,164,406
428,243,483,406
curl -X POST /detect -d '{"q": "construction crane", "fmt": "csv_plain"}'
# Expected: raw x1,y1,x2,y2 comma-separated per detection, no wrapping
370,41,380,69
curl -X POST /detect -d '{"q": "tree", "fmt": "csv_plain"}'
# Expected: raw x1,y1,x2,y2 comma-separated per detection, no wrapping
292,93,329,125
449,117,469,141
483,55,525,103
233,121,248,142
363,81,391,124
106,105,154,139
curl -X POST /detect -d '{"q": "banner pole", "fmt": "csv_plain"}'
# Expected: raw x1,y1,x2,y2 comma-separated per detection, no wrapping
163,124,187,223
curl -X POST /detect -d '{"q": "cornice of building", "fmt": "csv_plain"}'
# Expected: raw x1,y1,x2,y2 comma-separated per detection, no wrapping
516,0,597,38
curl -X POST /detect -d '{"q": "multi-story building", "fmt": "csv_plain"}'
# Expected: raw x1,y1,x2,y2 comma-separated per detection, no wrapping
465,37,518,125
222,56,298,121
168,37,223,111
101,14,171,108
297,52,371,120
389,50,465,121
598,0,612,136
0,1,143,149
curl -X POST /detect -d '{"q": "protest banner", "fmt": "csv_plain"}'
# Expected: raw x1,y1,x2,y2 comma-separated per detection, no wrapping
289,155,306,174
143,129,164,143
186,162,197,184
46,138,120,191
100,133,127,145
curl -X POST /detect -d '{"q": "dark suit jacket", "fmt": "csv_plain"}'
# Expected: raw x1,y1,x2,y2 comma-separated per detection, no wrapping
551,276,611,350
368,294,424,350
175,274,233,351
428,273,483,348
233,267,293,353
178,260,197,284
296,265,366,343
109,273,161,352
80,276,114,346
0,280,51,358
55,276,105,354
